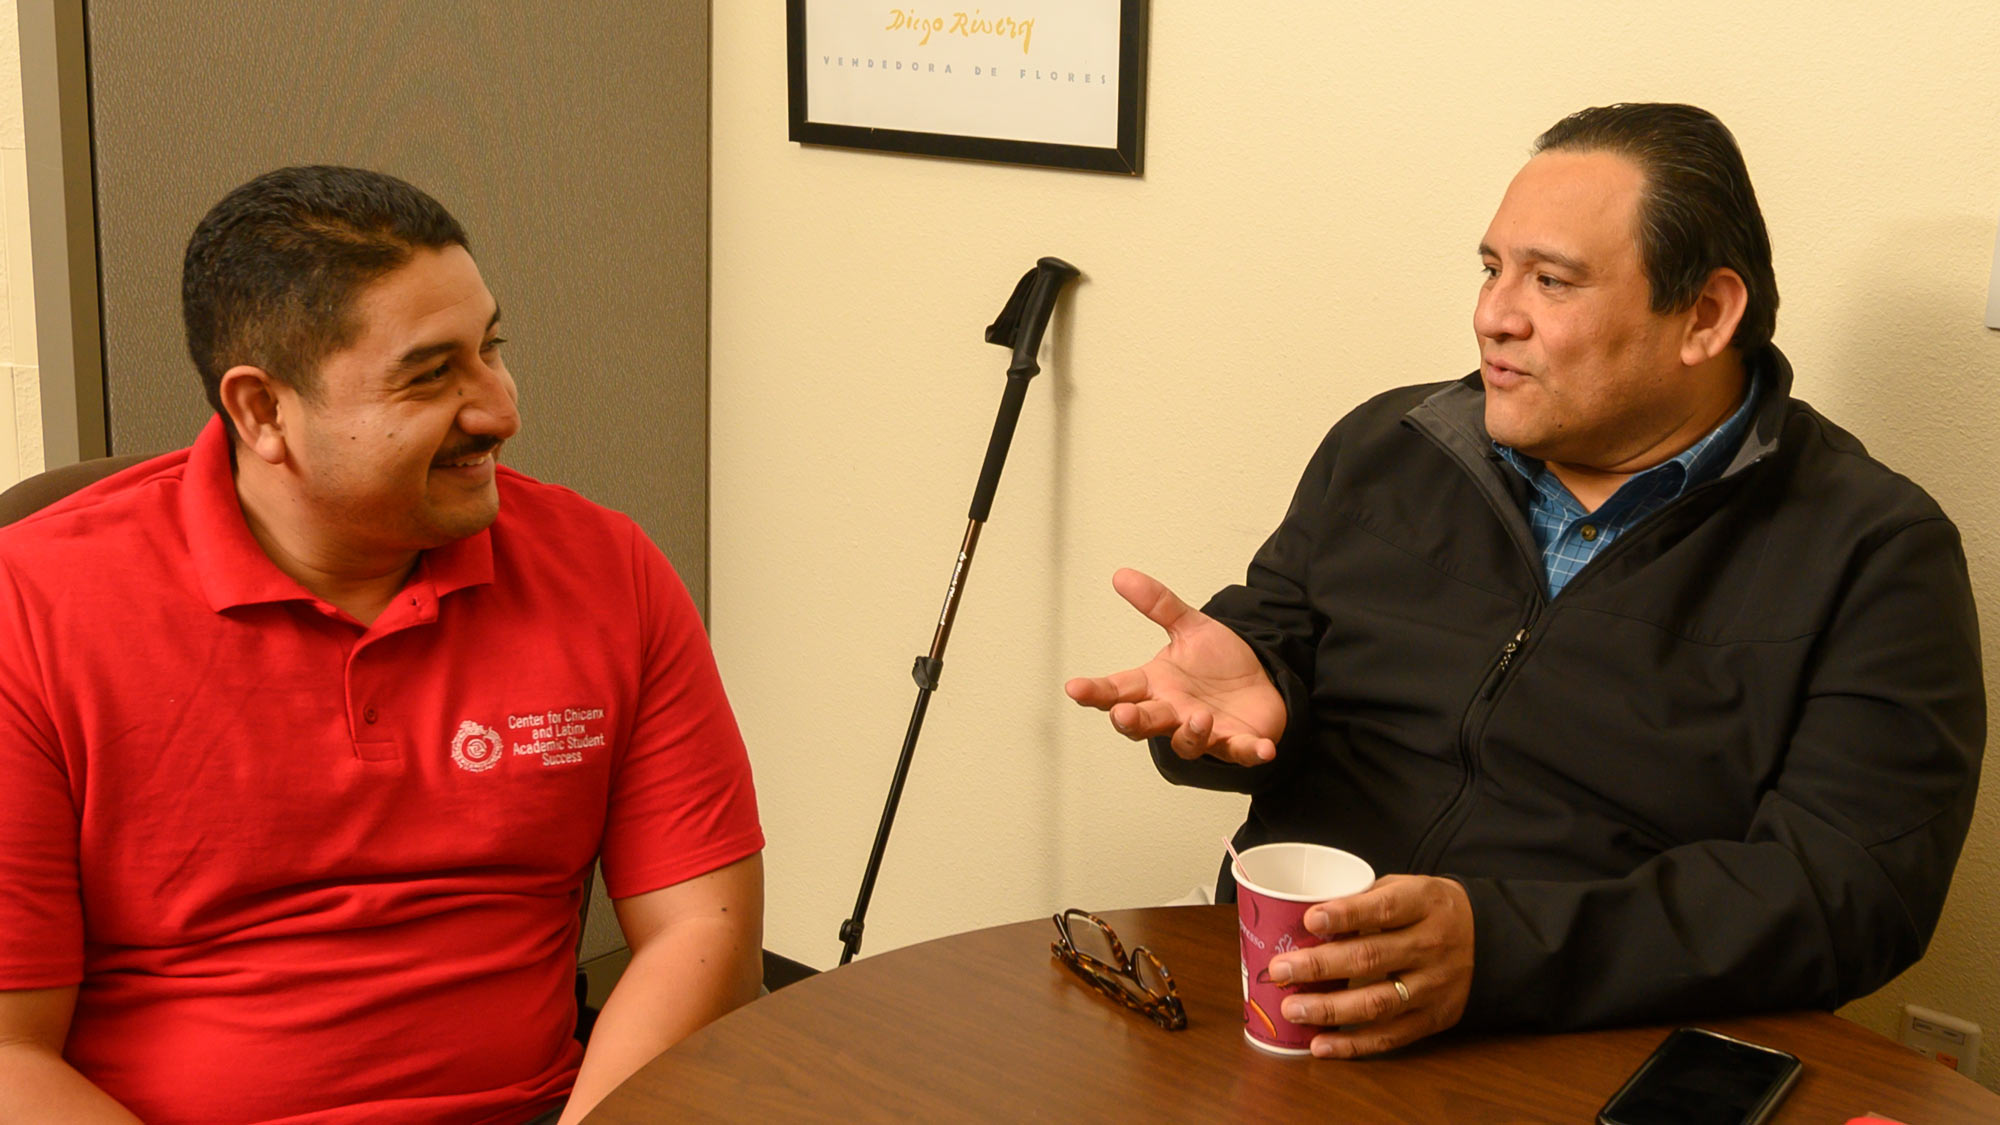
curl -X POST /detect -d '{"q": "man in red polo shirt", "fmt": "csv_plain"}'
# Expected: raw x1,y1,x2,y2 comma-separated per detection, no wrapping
0,167,765,1124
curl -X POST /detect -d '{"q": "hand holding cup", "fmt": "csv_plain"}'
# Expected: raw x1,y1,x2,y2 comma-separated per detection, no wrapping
1263,874,1477,1058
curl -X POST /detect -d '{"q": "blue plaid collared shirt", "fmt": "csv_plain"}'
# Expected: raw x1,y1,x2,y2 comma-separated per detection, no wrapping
1494,373,1763,598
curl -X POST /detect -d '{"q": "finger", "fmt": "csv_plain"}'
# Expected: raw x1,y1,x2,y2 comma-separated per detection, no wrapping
1269,927,1427,987
1168,707,1216,759
1111,568,1198,637
1309,1007,1449,1059
1108,699,1182,740
1216,731,1278,767
1303,875,1429,938
1280,976,1413,1029
1063,667,1151,709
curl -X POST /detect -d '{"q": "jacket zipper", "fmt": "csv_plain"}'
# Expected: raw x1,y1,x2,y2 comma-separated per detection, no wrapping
1408,610,1538,872
1399,404,1770,874
1481,627,1530,700
1403,423,1551,873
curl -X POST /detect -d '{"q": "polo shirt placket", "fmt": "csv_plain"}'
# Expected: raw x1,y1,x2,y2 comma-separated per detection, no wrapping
343,592,439,763
179,431,498,767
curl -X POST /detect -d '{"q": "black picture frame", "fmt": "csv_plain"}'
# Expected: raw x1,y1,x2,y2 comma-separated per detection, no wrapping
786,1,1149,175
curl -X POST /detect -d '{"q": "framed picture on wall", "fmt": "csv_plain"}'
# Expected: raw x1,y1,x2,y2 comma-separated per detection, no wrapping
786,1,1149,174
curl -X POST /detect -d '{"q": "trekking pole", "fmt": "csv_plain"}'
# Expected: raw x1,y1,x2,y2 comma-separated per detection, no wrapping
837,256,1081,965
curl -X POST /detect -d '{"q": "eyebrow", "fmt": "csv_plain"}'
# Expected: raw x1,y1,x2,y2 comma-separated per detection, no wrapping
1477,243,1592,279
395,306,503,369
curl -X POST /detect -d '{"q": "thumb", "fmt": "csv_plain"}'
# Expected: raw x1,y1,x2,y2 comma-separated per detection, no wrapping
1112,568,1198,637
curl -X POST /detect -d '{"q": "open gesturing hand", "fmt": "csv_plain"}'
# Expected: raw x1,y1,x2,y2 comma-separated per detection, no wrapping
1064,568,1286,767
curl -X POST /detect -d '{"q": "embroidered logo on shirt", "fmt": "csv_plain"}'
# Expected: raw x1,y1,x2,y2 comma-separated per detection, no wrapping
504,706,610,767
451,720,506,773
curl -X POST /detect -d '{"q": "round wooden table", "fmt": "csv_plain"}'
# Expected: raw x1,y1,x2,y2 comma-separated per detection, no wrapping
585,905,1998,1122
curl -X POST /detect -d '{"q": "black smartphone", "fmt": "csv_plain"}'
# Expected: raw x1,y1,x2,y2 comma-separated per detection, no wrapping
1598,1027,1804,1125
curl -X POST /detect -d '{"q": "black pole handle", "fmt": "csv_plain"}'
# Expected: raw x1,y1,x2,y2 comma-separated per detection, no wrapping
969,257,1080,521
985,256,1081,378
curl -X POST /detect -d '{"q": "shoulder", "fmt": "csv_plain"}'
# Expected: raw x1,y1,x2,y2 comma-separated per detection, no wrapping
487,466,686,595
1297,376,1471,472
1355,377,1469,421
0,450,193,568
1771,398,1955,529
492,465,645,543
0,453,199,663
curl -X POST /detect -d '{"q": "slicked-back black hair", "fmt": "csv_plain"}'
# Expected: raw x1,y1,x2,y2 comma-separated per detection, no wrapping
1536,103,1778,352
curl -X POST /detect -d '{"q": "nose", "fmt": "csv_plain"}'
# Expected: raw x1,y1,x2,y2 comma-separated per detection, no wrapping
460,356,522,440
1473,271,1529,343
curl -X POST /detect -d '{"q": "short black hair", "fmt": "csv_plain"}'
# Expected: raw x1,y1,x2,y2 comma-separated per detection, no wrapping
182,165,469,418
1535,103,1778,352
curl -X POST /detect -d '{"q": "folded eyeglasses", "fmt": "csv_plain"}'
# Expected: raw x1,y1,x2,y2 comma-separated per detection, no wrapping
1049,908,1187,1031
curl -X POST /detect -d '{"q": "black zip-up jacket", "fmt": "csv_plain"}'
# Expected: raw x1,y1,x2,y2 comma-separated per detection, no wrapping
1156,346,1984,1031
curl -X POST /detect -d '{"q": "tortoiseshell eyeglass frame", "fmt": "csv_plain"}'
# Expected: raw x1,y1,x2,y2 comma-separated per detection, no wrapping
1050,908,1188,1031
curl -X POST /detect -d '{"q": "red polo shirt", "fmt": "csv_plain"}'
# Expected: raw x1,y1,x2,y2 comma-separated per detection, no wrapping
0,417,763,1124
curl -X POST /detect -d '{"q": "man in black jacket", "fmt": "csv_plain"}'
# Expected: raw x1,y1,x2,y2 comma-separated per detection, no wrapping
1067,103,1983,1058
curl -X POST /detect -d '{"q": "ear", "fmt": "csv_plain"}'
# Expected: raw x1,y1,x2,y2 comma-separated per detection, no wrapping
217,364,291,466
1679,268,1748,367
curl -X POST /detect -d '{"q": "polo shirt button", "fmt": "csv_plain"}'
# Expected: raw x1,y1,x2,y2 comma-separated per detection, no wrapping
1579,524,1599,542
363,707,379,724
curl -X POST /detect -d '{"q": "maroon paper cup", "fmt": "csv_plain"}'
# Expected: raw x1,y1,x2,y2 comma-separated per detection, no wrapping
1234,843,1375,1056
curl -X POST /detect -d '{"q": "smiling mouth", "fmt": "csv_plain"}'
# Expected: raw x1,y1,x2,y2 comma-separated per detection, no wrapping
433,446,499,470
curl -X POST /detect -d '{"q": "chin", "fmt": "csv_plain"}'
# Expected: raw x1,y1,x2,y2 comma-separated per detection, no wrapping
425,502,502,545
1483,408,1528,447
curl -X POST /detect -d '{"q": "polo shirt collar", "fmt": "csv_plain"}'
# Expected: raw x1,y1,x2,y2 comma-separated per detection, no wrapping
414,521,494,600
181,416,495,614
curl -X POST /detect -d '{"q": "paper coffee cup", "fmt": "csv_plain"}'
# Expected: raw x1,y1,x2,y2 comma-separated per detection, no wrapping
1234,842,1375,1056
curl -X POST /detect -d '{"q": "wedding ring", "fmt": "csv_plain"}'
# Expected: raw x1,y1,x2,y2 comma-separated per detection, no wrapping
1390,974,1412,1004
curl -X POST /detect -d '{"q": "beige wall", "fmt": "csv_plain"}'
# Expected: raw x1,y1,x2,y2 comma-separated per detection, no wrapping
1,0,39,489
713,3,2000,1085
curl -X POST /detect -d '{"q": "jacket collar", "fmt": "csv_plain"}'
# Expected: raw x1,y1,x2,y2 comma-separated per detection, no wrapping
181,416,495,614
1721,344,1791,475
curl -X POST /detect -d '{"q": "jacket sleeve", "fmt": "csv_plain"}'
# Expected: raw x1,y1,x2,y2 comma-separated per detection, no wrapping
1457,515,1985,1031
1150,425,1342,796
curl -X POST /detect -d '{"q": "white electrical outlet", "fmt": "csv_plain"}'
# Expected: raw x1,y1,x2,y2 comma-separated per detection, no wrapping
1901,1003,1981,1079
